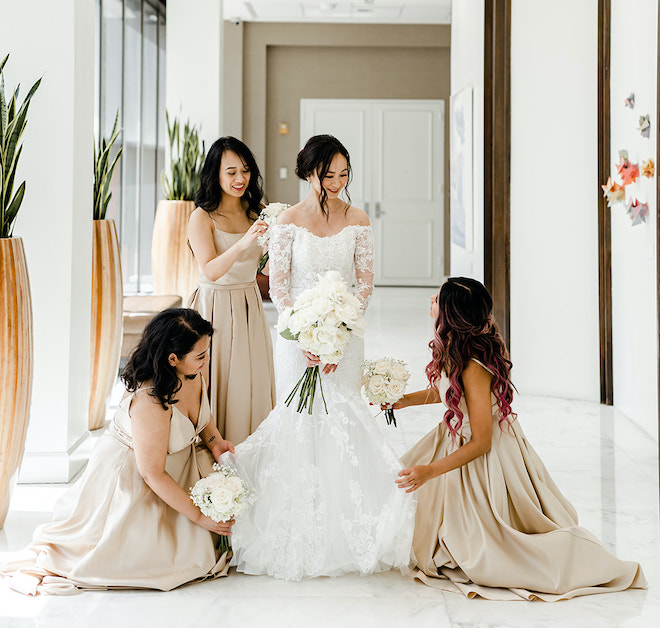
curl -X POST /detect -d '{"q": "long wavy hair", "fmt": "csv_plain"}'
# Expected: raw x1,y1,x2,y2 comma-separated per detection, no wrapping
295,134,352,218
195,136,264,218
121,308,213,410
426,277,516,439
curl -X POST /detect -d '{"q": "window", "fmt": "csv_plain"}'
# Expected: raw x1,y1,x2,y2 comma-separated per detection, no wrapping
94,0,166,293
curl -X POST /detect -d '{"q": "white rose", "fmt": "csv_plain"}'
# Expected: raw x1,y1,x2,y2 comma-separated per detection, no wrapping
374,359,391,375
209,486,233,510
385,379,405,402
319,349,343,364
367,374,387,399
276,308,293,333
322,310,341,328
298,326,321,354
224,475,243,494
390,362,410,382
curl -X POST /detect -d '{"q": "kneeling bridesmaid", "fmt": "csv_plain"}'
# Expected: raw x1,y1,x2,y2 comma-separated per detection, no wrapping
392,277,646,601
1,308,234,595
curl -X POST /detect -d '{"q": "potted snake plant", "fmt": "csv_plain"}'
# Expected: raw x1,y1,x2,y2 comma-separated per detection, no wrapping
0,53,40,528
88,111,124,430
151,110,205,302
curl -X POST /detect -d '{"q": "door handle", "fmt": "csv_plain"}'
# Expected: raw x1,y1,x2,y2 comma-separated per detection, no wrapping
375,202,386,219
364,202,369,217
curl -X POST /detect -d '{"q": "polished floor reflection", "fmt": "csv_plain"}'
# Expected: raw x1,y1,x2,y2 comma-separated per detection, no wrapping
1,287,658,627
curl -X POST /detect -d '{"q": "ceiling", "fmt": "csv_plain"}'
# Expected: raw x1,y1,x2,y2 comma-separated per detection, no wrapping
222,1,451,25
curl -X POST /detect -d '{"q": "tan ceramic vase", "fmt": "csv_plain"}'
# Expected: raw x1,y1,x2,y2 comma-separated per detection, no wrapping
0,237,34,528
151,200,198,302
89,219,123,431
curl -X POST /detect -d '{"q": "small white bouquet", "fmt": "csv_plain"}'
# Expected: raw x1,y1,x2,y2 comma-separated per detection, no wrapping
256,202,290,272
189,463,256,552
278,270,365,414
362,358,410,427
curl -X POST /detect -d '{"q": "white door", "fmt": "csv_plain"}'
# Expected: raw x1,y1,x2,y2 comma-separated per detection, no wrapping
300,98,444,286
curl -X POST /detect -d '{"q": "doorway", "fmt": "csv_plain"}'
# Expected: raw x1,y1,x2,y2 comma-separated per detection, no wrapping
300,98,445,287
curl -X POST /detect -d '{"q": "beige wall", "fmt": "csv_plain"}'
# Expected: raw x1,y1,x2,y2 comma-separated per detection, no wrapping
224,22,451,272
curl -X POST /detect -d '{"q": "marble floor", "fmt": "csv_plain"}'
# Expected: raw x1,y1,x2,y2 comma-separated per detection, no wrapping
1,287,658,627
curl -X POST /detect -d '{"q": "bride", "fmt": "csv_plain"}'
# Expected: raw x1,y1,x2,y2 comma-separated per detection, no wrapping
221,134,416,581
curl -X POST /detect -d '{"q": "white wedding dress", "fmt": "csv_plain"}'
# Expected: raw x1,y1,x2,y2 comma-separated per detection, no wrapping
220,223,416,581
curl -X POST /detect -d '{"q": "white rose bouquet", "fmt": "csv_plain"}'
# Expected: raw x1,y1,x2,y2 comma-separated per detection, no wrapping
278,270,365,414
189,463,256,552
256,202,290,272
362,357,410,427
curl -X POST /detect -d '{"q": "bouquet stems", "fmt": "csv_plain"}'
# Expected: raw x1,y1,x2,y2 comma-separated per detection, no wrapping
285,365,328,414
219,534,230,554
257,251,268,273
384,407,397,427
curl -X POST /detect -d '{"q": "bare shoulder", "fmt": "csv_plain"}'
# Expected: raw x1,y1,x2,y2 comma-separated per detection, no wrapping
129,388,171,424
347,206,370,227
462,359,493,386
189,207,214,229
276,202,303,225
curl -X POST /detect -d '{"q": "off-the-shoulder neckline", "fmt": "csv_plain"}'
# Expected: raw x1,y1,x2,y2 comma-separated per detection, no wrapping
275,223,371,239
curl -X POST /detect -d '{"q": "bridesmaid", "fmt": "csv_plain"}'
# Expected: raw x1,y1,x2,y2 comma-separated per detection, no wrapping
1,308,235,595
188,136,276,444
391,277,646,601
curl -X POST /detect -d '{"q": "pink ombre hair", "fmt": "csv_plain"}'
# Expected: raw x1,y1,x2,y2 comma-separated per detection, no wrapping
426,277,516,440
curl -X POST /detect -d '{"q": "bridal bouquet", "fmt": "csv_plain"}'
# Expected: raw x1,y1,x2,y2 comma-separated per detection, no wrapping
278,270,365,414
189,463,256,552
362,358,410,427
256,202,290,272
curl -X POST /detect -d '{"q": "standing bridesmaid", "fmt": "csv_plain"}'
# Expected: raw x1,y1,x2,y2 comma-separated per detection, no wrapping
188,136,276,444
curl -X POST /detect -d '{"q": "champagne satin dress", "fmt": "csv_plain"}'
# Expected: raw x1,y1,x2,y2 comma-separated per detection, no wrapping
402,359,647,601
188,228,276,444
1,384,229,595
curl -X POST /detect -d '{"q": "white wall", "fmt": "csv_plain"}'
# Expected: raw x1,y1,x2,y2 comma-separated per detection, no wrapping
166,0,224,149
510,0,600,400
449,0,484,282
1,0,94,481
610,0,658,437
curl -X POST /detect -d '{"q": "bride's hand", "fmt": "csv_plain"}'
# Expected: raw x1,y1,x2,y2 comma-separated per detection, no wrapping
196,514,235,535
395,465,434,493
302,351,337,374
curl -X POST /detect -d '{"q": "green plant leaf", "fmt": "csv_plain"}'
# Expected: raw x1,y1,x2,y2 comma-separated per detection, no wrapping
93,109,123,220
3,180,25,237
0,56,40,238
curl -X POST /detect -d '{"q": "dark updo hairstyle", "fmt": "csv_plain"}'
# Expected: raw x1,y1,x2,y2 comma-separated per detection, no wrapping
426,277,516,440
121,308,213,410
295,134,352,218
195,136,264,218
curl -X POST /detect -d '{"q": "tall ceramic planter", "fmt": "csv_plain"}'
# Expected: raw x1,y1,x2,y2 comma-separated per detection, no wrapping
0,238,33,528
89,220,123,431
151,200,198,302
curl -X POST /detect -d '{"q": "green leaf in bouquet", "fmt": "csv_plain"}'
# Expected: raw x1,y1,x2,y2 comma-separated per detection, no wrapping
279,328,298,341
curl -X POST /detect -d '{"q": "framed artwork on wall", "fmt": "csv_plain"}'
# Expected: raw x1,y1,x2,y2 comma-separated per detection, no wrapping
450,87,474,251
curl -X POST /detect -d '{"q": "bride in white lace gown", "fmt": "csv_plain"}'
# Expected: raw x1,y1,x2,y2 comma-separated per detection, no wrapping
220,135,416,581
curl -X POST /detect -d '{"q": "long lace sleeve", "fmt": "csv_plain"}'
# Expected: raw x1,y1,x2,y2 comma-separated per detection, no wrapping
354,226,374,310
268,224,295,312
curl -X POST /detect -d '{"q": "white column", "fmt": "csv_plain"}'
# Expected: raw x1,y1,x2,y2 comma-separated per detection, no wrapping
510,0,600,400
1,0,94,482
166,0,224,149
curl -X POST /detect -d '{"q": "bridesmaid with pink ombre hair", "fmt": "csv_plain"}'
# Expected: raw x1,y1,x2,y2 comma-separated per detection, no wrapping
391,277,646,601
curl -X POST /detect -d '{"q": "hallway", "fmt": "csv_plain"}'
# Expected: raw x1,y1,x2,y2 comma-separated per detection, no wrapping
1,287,657,627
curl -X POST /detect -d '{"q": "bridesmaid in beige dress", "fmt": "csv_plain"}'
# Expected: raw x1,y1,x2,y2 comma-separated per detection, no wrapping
188,137,276,444
391,277,646,601
1,309,235,595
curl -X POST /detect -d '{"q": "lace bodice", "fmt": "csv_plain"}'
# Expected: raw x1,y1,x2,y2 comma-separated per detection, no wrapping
268,224,374,312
